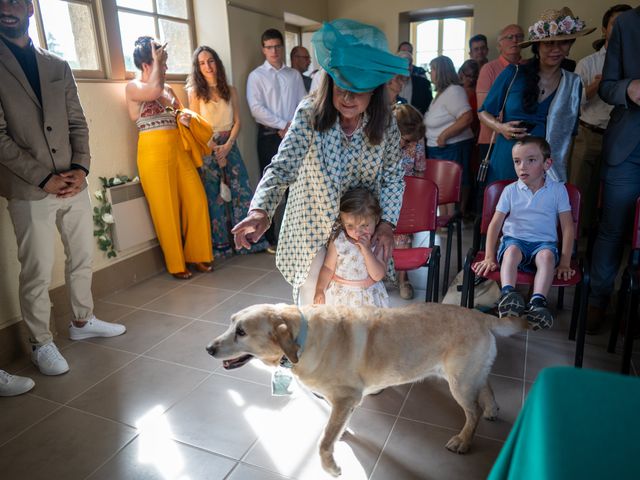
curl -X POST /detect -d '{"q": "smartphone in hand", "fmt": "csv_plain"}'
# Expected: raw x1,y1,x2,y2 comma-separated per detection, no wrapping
518,121,536,133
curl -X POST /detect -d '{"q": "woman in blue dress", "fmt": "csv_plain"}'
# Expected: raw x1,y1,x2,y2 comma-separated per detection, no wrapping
479,7,594,184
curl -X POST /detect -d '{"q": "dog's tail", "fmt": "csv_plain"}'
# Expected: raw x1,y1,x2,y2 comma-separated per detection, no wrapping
487,315,529,337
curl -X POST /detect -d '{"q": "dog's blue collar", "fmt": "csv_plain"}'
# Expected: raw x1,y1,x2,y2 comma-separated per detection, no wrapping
280,309,308,369
295,308,308,355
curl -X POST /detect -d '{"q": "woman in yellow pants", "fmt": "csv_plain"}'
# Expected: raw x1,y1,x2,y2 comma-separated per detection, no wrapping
125,37,212,278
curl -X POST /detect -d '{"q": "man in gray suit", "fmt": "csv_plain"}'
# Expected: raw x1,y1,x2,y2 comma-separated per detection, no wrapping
0,0,125,395
588,6,640,333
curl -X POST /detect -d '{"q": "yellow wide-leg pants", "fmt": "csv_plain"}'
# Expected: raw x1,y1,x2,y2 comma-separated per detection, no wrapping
137,128,213,273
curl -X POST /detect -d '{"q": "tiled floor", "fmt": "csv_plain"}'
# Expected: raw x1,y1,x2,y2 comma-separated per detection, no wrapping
1,227,637,480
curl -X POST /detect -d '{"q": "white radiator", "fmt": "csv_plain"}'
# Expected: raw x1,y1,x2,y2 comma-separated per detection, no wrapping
105,182,157,251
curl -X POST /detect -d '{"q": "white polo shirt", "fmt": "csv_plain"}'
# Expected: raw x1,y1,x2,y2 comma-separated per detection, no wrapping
246,61,306,130
496,178,571,243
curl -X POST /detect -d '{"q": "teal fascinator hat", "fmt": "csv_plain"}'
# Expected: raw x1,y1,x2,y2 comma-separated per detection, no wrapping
312,19,410,93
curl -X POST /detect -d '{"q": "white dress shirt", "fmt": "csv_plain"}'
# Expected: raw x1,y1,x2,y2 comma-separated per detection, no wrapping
575,47,612,130
246,60,306,130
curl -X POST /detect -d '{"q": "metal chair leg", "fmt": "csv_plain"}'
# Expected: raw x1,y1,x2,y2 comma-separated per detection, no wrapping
557,287,565,310
573,262,590,368
456,217,462,272
568,282,580,341
442,222,454,298
432,247,441,303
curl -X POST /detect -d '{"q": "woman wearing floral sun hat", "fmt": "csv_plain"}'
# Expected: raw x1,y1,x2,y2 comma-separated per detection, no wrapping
232,19,409,304
479,7,595,184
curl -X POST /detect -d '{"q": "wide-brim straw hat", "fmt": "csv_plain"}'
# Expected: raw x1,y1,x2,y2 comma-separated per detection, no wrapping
312,19,409,93
519,7,596,48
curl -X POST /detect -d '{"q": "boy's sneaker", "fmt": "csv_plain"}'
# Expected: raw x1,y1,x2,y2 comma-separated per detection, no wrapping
526,297,554,330
32,342,69,376
0,369,35,396
69,316,126,340
498,291,526,318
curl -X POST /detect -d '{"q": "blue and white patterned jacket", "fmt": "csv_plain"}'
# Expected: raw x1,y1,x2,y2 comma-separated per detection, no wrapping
250,97,405,297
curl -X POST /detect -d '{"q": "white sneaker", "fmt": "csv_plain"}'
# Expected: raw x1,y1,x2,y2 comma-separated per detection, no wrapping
69,316,126,340
0,369,35,396
31,343,69,376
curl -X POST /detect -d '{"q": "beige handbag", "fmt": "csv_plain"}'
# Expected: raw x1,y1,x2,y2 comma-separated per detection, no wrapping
442,270,500,311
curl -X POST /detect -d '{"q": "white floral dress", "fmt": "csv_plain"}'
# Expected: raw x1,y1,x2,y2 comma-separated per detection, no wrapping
325,231,389,307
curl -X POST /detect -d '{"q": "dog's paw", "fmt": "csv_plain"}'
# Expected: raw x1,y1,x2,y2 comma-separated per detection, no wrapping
482,405,499,421
321,455,342,477
445,435,470,454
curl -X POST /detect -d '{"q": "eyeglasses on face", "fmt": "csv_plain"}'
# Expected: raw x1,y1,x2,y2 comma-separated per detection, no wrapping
263,44,283,51
501,33,525,42
333,86,373,100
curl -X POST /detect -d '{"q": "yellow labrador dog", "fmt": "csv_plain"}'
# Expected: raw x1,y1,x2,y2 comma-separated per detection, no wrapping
206,302,526,477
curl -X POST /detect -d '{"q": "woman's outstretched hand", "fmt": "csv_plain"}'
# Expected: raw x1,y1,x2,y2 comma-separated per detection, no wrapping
371,222,394,264
231,210,270,250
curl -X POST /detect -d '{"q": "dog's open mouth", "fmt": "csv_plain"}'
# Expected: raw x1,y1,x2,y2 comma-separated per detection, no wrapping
222,354,253,370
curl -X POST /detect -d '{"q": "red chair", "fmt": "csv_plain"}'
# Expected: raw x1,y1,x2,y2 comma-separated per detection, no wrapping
607,197,640,374
423,159,463,297
393,176,441,302
461,180,589,367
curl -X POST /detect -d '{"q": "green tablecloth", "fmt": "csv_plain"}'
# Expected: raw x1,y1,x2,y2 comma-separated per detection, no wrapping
488,367,640,480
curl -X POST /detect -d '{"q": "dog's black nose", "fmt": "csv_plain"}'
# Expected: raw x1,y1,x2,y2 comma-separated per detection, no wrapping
206,344,216,356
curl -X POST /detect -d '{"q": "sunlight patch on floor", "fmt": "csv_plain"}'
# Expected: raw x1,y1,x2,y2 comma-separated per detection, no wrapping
136,405,189,480
243,389,368,479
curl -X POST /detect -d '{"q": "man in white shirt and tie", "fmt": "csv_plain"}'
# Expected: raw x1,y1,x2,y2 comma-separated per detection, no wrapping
246,29,306,247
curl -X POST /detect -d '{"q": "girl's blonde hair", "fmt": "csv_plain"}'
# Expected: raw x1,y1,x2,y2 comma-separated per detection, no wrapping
393,103,425,142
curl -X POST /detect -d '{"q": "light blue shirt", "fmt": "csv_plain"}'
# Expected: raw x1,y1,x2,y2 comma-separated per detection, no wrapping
496,178,571,243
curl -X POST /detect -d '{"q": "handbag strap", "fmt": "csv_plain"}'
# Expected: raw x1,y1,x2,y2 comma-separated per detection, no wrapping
482,64,520,162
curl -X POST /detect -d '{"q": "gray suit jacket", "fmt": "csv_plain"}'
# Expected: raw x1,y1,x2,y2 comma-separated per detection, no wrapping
0,38,90,200
599,7,640,165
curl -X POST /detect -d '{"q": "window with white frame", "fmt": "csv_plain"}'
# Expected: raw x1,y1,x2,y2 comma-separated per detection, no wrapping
412,16,473,72
28,0,196,79
116,0,194,75
29,0,103,77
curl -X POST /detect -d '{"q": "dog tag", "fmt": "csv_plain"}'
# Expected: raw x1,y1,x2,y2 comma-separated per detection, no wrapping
271,367,294,396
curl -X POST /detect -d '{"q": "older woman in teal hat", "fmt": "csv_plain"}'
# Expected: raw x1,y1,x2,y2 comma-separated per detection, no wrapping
232,19,409,304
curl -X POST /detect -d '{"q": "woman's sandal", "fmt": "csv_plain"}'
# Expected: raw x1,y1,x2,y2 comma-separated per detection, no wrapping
399,282,414,300
191,262,213,273
172,271,192,280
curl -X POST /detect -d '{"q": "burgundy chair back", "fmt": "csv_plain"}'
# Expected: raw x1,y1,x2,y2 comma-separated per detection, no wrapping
423,159,462,206
480,180,513,234
395,176,438,235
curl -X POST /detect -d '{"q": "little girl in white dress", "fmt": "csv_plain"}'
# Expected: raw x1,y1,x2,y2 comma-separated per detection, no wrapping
314,188,389,307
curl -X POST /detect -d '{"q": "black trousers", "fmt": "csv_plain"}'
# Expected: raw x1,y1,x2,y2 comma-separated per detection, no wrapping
257,128,283,245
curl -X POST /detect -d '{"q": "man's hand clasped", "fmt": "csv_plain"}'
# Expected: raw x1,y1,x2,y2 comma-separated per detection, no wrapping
45,169,86,198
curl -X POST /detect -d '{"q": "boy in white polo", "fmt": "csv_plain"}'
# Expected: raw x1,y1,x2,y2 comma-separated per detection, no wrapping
472,137,576,329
